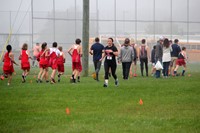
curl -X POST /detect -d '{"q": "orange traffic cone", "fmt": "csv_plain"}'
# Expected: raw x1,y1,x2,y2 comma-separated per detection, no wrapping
66,108,70,115
139,99,143,105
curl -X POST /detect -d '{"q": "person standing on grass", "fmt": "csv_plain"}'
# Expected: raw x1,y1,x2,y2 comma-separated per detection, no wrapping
129,41,138,77
100,37,119,87
162,38,172,78
89,37,104,81
155,37,164,78
2,45,18,85
57,46,65,82
170,39,181,76
19,43,32,83
174,47,187,76
150,45,156,76
68,38,82,83
138,39,150,77
32,43,40,67
118,38,134,80
168,40,173,76
36,42,48,83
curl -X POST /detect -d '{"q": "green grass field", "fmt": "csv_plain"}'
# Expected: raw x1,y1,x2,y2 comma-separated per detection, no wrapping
0,63,200,133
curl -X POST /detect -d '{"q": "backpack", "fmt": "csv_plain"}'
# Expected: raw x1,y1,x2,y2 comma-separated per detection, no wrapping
140,45,147,59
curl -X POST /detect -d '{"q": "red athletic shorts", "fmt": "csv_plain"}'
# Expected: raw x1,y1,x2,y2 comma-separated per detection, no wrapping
57,64,64,72
72,62,82,72
21,62,30,71
39,64,48,69
176,59,186,66
3,67,14,75
49,58,58,69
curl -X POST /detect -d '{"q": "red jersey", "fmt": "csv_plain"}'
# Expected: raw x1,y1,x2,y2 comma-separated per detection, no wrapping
39,50,48,65
72,49,81,63
57,52,64,65
21,50,30,70
57,52,65,72
37,50,48,69
3,52,14,74
72,47,82,72
49,48,60,69
49,48,60,59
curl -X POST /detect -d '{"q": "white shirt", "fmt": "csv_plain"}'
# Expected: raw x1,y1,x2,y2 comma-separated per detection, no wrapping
162,47,172,62
49,48,61,56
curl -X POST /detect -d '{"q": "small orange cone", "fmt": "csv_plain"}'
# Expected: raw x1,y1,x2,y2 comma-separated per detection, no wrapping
14,72,16,75
66,108,70,115
188,74,191,77
30,80,32,83
33,75,36,78
139,99,143,105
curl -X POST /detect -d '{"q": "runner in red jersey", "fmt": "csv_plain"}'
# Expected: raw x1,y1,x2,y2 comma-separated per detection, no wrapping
19,43,32,83
2,45,18,85
36,42,48,83
43,42,60,84
57,46,65,82
68,38,82,83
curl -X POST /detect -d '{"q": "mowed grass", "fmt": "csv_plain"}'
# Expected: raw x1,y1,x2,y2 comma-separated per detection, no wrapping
0,63,199,133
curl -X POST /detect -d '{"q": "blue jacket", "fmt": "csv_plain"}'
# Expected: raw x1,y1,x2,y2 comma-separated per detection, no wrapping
171,43,181,57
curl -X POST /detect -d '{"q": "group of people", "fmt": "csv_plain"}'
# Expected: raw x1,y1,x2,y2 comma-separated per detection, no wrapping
153,37,187,78
90,37,187,87
1,37,187,86
1,39,82,85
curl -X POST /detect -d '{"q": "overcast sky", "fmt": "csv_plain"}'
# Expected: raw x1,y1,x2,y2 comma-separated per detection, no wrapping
0,0,200,47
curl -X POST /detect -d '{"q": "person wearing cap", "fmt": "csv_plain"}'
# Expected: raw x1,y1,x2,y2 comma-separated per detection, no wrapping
155,37,164,78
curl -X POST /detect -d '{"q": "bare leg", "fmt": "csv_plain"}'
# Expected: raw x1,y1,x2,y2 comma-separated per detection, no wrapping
22,70,26,82
182,65,186,76
174,65,179,76
7,74,12,85
41,69,46,81
73,70,79,83
25,70,29,76
77,71,81,82
134,63,137,76
129,63,133,77
51,69,57,83
37,68,43,80
73,70,78,79
45,68,49,81
174,65,179,71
